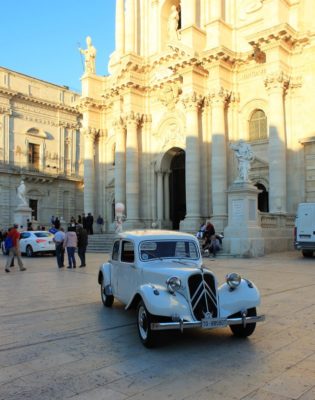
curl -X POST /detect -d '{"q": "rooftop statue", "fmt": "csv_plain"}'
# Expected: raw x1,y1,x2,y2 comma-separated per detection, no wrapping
168,5,180,41
79,36,97,74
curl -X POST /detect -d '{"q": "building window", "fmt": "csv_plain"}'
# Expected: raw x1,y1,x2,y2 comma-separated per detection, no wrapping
249,109,267,141
28,143,40,168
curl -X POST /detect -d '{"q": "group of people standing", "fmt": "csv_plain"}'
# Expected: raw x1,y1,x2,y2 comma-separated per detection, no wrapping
53,224,88,269
51,213,99,235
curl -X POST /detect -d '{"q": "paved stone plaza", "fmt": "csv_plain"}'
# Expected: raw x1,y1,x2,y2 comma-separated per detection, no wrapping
0,251,314,400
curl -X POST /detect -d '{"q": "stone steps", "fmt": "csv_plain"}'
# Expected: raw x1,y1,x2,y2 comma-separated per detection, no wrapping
86,233,115,253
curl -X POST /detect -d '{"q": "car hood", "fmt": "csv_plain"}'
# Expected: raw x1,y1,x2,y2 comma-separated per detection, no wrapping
142,259,202,285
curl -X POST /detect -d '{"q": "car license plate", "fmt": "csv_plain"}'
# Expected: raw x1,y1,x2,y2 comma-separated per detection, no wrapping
201,318,227,329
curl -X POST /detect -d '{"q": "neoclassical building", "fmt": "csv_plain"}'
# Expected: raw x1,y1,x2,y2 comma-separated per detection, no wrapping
83,1,314,250
0,67,83,228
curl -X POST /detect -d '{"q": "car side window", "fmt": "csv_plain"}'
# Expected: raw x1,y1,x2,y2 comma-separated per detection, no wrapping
112,240,120,261
121,241,135,263
20,232,30,239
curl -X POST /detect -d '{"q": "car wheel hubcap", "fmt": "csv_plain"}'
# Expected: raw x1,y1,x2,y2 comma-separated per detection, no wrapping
138,305,148,340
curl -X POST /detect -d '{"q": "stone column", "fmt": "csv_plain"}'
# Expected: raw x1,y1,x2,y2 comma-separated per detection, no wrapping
164,171,170,221
201,97,211,217
264,72,288,213
125,0,135,53
181,0,196,27
115,0,125,54
125,112,141,226
59,123,66,174
83,128,97,215
180,93,202,232
157,171,163,222
114,117,126,206
0,108,11,163
210,88,229,232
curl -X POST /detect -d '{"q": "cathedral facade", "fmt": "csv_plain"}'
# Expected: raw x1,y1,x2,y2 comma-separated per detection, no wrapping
0,67,83,228
73,1,315,251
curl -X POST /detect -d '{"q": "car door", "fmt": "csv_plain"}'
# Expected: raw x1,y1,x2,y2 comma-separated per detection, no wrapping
117,240,139,304
109,240,120,295
19,232,31,253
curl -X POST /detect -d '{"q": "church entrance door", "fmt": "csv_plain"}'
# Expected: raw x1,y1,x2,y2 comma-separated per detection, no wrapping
169,149,186,230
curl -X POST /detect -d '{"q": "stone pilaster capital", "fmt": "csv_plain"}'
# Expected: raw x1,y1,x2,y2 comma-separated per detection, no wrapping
287,75,303,94
141,114,152,128
99,129,107,139
0,106,11,115
264,72,289,94
125,111,141,128
81,127,98,143
208,87,230,107
113,116,126,130
182,92,203,111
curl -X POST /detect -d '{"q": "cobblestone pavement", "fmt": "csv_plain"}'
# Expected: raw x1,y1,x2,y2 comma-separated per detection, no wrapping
0,251,314,400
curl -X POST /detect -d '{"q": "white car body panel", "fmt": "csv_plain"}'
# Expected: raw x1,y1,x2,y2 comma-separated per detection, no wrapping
98,230,265,342
19,231,55,255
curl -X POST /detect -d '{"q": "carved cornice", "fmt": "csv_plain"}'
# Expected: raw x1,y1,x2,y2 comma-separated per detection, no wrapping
0,87,80,115
248,23,310,54
77,97,103,113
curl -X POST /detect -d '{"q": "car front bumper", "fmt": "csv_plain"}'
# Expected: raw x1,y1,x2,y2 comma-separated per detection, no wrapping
151,314,265,332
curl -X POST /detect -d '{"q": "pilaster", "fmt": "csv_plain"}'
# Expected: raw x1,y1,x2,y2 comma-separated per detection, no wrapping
209,88,230,232
264,72,289,214
82,127,97,215
113,117,126,206
180,92,203,232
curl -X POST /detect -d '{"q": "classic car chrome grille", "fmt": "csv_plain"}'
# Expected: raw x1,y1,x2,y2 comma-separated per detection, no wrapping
188,273,218,320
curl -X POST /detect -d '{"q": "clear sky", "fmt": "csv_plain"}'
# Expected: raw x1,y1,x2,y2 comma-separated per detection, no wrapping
0,0,116,93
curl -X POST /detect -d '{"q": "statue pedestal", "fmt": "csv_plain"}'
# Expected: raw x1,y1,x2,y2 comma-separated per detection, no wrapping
223,182,264,257
14,205,32,229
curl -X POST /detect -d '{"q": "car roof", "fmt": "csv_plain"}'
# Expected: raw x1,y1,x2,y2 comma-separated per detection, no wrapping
117,230,197,242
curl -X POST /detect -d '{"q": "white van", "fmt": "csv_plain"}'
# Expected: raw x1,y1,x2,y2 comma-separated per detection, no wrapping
294,203,315,257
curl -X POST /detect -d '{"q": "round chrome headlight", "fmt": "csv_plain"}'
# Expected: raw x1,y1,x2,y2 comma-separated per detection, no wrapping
166,276,181,294
226,272,241,289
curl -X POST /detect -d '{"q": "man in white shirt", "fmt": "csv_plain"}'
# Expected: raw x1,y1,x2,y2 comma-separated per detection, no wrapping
53,227,65,268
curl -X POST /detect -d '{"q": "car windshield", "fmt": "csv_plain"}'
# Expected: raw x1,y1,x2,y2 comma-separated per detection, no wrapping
139,240,199,261
34,232,53,238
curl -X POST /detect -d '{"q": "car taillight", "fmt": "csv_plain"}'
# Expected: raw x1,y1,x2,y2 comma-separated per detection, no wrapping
36,239,46,243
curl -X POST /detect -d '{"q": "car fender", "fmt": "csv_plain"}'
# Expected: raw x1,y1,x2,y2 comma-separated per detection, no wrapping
218,279,261,318
98,262,112,286
126,284,193,321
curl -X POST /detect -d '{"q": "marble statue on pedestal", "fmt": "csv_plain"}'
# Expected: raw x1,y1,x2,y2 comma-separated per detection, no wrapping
230,140,255,182
17,180,28,206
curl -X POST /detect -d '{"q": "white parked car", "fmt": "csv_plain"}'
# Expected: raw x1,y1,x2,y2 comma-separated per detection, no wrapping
19,231,55,257
98,230,265,347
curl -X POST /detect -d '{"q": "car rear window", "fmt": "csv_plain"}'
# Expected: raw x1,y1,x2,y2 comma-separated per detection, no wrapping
34,232,53,238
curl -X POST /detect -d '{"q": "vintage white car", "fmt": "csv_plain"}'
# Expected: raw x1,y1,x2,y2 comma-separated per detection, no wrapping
98,230,265,347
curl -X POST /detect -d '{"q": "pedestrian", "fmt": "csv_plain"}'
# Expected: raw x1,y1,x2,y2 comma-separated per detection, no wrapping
4,224,26,273
76,224,88,267
82,213,87,230
3,228,15,267
63,225,77,269
54,217,60,229
53,227,65,268
77,215,82,224
96,215,104,233
86,212,94,235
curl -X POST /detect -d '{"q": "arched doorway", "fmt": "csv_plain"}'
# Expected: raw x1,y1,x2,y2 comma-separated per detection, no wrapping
255,183,269,212
169,149,186,229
